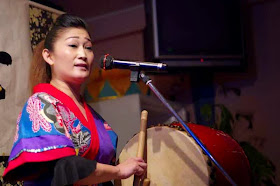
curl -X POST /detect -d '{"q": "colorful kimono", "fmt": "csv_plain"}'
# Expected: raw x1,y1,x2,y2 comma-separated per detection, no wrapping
3,83,117,185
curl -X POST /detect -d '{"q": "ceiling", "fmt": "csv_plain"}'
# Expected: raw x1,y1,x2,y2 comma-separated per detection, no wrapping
44,0,144,18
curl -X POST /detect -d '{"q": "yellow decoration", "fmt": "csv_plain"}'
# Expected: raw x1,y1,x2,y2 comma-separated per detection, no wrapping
86,67,149,102
106,69,131,96
87,68,106,101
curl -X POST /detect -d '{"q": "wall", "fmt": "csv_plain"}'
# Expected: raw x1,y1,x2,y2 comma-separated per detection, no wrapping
85,4,146,64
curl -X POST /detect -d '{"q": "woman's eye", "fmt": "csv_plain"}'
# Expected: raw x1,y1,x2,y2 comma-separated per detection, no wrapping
69,44,77,48
85,46,93,50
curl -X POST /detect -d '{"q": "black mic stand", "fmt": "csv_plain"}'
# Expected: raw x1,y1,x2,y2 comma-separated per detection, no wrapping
130,69,236,186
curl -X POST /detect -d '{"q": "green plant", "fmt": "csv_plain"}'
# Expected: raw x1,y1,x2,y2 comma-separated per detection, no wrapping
240,142,276,186
200,86,276,186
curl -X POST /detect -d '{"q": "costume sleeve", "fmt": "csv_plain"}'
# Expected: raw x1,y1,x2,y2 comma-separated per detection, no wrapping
3,93,76,181
52,156,115,186
51,155,97,186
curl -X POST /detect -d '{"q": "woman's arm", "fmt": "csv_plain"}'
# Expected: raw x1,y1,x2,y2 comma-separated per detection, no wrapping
75,157,147,185
51,156,147,185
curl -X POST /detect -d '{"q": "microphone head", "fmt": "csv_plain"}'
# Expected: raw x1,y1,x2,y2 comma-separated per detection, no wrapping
100,54,114,70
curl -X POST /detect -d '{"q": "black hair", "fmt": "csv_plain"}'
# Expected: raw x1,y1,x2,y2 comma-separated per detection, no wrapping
44,14,90,51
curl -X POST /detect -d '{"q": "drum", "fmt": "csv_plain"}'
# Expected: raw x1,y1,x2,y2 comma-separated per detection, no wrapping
116,123,251,186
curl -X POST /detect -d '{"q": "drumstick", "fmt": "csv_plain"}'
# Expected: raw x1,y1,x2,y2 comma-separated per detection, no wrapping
137,110,148,158
133,110,148,186
143,178,150,186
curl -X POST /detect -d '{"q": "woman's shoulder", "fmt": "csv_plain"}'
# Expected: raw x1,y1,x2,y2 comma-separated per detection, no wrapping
26,92,61,106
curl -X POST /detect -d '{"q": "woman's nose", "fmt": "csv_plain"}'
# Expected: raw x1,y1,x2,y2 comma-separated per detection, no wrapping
77,47,87,61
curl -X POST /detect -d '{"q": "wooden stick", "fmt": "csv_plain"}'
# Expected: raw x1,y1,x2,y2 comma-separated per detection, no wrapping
133,110,148,186
137,110,148,158
143,178,150,186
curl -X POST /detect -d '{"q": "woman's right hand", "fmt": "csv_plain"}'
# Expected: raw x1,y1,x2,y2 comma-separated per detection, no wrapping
115,157,147,179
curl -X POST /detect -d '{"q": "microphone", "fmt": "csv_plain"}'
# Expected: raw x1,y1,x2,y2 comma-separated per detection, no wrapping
99,54,167,71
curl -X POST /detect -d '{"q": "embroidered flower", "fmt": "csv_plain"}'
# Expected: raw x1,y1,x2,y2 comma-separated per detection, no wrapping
26,96,52,133
57,104,76,127
41,94,58,105
14,112,22,142
71,129,91,155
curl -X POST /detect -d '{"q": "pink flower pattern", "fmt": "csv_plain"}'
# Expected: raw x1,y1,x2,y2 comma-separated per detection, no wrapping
26,96,52,133
57,105,76,128
14,112,22,142
57,104,79,134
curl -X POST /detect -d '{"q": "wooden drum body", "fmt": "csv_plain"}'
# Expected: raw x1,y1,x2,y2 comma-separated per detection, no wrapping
116,124,251,186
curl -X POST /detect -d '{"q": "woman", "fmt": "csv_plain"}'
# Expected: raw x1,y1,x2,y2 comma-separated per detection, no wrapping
3,14,146,185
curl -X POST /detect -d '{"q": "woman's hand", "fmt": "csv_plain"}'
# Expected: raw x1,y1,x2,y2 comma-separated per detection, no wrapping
116,157,147,179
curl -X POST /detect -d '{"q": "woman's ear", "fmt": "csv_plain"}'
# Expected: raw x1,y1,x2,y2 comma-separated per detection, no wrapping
42,49,54,66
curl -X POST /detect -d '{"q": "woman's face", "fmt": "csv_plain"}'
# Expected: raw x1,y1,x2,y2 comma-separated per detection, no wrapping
47,27,94,84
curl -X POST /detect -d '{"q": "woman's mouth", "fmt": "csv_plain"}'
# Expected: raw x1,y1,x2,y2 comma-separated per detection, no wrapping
74,63,88,70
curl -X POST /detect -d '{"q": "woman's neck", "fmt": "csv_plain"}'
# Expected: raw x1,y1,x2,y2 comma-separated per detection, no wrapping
50,79,82,103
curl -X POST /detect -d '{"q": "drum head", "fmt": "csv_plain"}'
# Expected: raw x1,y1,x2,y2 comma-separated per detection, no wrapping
117,126,210,186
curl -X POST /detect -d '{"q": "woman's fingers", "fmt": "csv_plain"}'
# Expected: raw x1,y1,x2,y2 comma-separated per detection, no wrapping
116,157,147,179
132,157,145,162
133,159,147,176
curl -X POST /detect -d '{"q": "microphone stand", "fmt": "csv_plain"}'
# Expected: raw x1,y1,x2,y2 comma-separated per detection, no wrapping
132,70,236,186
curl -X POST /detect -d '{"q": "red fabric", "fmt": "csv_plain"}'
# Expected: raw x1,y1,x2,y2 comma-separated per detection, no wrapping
83,103,100,160
33,83,100,160
3,147,75,177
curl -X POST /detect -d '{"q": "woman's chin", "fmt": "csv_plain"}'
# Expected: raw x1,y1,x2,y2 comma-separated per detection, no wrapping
70,75,89,85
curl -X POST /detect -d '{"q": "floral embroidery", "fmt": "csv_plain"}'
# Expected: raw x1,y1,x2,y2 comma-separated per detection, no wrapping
41,94,59,105
49,102,91,155
57,104,76,128
27,92,91,156
26,96,52,133
14,112,22,142
70,127,91,156
56,104,77,140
